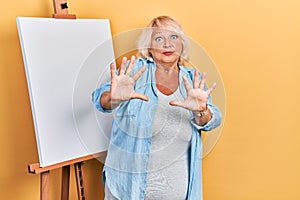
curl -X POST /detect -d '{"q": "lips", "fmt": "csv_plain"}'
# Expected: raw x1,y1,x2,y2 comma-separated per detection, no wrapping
162,51,174,56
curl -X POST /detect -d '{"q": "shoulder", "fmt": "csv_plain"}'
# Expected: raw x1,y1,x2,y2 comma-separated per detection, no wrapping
135,57,154,66
179,64,196,79
131,57,154,72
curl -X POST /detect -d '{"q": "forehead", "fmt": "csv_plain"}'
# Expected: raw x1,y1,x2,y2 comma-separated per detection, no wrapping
152,28,179,37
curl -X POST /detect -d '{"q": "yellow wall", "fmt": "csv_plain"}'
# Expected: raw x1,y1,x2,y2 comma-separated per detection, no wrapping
1,0,300,199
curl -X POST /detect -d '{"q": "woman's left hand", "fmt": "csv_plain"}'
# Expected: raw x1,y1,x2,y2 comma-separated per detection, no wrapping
169,71,216,113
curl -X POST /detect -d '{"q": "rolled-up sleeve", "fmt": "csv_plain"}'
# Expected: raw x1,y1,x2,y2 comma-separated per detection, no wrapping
189,80,222,131
92,82,112,113
191,103,222,131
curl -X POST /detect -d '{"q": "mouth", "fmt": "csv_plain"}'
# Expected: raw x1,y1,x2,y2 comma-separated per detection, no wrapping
162,51,174,56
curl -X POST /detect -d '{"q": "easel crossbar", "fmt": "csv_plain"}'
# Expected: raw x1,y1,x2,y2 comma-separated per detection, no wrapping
28,152,106,174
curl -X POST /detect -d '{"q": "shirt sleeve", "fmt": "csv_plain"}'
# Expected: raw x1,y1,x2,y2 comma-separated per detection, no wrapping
91,82,113,113
190,103,222,131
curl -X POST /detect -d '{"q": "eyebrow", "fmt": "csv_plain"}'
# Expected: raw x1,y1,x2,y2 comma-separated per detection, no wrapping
152,32,163,36
152,31,179,37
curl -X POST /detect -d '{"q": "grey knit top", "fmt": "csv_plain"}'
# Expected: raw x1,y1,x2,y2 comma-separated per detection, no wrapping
145,88,193,200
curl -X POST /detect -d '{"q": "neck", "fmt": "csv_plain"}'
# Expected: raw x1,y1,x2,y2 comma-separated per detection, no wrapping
155,62,179,74
155,65,179,95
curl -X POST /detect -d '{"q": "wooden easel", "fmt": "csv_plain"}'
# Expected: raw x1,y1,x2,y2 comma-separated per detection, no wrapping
28,1,102,199
52,0,76,19
28,152,106,200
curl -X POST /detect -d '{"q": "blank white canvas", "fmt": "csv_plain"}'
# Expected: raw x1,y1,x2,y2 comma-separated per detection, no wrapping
17,17,114,167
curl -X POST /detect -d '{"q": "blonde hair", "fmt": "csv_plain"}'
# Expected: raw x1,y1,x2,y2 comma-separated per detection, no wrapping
136,16,190,65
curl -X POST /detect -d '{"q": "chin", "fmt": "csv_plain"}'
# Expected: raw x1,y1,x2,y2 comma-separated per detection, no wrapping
162,56,180,64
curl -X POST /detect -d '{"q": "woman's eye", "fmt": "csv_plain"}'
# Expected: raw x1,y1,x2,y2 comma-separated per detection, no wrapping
170,35,178,40
155,37,163,42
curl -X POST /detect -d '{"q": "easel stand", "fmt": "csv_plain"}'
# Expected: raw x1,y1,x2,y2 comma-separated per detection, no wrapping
28,153,105,200
28,1,89,199
52,0,76,19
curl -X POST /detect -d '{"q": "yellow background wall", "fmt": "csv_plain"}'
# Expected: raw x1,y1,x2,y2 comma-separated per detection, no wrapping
1,0,300,199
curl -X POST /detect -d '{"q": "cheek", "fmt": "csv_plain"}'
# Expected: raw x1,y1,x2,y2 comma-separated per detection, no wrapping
175,43,183,54
149,45,164,54
150,42,163,50
149,48,161,58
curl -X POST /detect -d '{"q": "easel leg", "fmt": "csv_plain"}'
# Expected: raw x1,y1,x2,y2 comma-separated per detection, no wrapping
75,162,86,200
40,171,50,200
61,165,70,200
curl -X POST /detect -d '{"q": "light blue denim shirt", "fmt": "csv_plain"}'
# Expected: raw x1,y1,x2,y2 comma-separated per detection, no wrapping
92,57,222,200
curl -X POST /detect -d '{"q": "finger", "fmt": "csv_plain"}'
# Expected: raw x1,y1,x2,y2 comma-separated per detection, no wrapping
169,100,183,107
125,55,136,75
182,75,192,92
199,72,207,90
194,70,199,89
119,57,127,74
110,62,116,80
132,66,146,81
130,92,149,101
206,82,217,95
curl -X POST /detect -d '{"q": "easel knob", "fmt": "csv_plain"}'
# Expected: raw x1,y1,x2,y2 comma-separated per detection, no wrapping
52,0,76,19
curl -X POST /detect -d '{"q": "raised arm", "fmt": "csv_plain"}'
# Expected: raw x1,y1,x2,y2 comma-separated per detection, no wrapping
100,56,148,110
169,71,217,126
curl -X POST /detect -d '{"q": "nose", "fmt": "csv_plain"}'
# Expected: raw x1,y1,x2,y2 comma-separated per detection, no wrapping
163,38,173,48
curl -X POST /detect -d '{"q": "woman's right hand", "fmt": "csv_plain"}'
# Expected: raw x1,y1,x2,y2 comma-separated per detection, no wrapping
101,56,148,110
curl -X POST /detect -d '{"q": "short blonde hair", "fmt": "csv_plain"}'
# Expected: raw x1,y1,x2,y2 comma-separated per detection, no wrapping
136,16,190,65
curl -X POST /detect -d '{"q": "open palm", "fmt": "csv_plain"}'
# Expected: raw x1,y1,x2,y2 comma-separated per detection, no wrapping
169,71,216,112
109,56,148,105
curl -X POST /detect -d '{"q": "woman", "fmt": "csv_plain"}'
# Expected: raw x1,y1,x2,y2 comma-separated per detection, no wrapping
92,16,222,200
